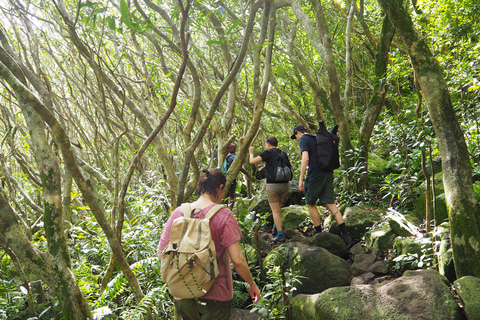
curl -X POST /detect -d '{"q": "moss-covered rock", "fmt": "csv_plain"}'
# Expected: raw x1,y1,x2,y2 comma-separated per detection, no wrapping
436,222,456,283
283,180,306,207
368,152,390,185
249,235,271,257
454,276,480,319
280,205,311,230
248,180,271,215
402,213,422,226
392,237,424,273
290,293,320,320
403,269,450,287
325,206,385,241
368,260,390,275
265,242,350,295
351,253,377,276
387,211,418,237
305,231,349,258
364,225,397,255
292,269,462,319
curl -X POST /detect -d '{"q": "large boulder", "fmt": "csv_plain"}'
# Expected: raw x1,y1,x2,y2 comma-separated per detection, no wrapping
351,253,377,276
386,210,419,237
291,269,463,320
280,205,311,230
364,225,397,256
292,231,349,258
368,152,389,185
325,206,385,242
392,236,424,273
265,242,350,295
436,222,456,283
454,276,480,320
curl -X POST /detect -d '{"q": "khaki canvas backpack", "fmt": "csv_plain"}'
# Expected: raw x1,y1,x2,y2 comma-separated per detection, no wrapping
160,203,224,298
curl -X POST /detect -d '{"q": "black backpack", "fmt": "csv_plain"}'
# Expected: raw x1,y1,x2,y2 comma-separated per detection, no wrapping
311,121,340,170
269,149,293,182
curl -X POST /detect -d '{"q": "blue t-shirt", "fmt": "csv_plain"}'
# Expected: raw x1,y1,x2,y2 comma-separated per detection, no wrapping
299,134,331,178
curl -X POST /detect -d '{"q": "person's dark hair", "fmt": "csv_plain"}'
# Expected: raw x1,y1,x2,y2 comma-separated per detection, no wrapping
228,143,236,153
196,168,226,198
266,136,278,147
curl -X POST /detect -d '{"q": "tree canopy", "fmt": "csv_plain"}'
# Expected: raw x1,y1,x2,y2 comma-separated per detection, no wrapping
0,0,479,318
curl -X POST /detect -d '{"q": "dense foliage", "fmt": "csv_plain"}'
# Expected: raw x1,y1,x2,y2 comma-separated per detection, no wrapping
0,0,479,318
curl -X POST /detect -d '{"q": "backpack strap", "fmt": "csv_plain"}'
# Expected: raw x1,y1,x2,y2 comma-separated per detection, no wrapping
181,203,224,220
181,203,199,218
204,204,225,221
226,154,234,167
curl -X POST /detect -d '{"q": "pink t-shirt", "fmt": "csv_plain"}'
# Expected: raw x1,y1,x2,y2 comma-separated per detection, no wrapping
158,203,242,301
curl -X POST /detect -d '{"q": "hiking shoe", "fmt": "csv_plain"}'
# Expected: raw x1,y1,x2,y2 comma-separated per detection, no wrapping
270,234,285,244
341,232,353,246
272,225,277,236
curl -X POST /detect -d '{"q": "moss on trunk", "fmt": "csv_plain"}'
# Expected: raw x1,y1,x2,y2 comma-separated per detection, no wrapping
378,0,480,277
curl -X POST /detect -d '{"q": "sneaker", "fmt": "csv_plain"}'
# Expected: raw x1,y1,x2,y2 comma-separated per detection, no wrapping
270,234,285,244
272,225,277,236
341,232,353,246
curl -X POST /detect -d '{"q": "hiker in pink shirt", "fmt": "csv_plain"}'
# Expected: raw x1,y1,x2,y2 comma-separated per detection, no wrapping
159,168,260,319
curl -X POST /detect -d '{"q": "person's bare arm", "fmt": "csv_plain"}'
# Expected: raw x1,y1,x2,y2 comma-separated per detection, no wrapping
226,241,261,303
299,150,309,192
248,146,263,165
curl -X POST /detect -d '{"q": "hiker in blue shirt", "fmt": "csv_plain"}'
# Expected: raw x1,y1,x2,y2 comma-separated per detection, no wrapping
291,125,352,246
222,143,251,209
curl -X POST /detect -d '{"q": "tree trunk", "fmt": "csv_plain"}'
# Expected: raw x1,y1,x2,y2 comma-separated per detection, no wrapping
228,0,276,189
177,0,264,205
0,193,93,319
0,47,147,307
358,15,395,191
378,0,480,277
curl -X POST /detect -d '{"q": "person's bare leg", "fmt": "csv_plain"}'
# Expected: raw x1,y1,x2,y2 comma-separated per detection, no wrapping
326,203,352,245
306,204,322,227
269,202,283,231
325,203,344,225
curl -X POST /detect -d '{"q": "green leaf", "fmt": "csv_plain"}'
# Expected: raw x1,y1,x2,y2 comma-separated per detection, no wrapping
120,0,128,19
132,22,143,32
79,1,95,9
107,17,116,31
123,20,134,30
258,308,269,316
93,7,107,14
206,39,223,46
225,19,241,35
